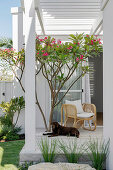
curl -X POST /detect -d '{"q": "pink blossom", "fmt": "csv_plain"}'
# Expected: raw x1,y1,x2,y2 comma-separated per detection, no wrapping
74,43,76,44
42,50,45,52
76,57,79,61
39,39,43,42
86,35,89,37
36,36,39,39
67,46,73,50
91,40,93,45
37,52,39,54
94,40,96,42
57,39,61,44
44,37,47,40
69,46,73,49
52,41,56,44
99,41,101,44
43,52,48,56
97,38,101,42
80,55,84,60
77,42,80,45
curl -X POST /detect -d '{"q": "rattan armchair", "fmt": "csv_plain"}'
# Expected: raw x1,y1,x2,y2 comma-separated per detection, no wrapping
61,103,96,131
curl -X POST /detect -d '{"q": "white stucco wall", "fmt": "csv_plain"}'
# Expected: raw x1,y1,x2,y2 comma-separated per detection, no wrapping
13,70,51,133
103,0,113,169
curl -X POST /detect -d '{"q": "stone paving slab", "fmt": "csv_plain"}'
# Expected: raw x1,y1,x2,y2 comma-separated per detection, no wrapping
28,163,96,170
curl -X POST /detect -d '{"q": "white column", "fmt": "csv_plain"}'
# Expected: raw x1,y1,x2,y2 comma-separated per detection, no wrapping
103,0,113,170
24,0,36,151
11,7,24,51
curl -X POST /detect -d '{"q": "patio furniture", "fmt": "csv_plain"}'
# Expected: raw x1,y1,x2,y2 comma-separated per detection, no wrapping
61,100,96,131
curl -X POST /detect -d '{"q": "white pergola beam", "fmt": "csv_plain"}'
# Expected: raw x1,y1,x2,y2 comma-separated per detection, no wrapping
101,0,109,10
43,12,99,15
43,15,97,19
40,0,101,3
96,24,103,35
90,11,103,35
41,5,100,9
42,9,100,12
35,0,45,35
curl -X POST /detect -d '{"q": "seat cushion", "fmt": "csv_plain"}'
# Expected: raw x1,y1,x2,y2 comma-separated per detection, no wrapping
65,100,83,113
77,112,94,118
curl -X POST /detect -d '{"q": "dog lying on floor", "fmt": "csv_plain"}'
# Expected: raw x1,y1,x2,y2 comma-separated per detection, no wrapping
43,122,80,138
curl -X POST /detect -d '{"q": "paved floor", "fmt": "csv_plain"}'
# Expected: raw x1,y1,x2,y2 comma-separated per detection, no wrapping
20,127,103,163
36,127,103,150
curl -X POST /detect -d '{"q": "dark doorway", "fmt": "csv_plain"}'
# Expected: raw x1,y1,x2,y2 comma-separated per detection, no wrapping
89,54,103,126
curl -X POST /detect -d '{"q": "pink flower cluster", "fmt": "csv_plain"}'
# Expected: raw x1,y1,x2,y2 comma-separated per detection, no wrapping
91,38,102,45
43,52,48,56
67,46,73,50
37,51,48,56
57,39,61,44
76,55,84,62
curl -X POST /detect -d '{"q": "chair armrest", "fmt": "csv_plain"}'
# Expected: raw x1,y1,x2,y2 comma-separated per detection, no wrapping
82,103,96,117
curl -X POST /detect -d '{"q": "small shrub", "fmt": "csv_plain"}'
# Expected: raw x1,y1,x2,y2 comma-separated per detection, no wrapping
0,125,21,141
0,96,25,127
39,138,57,163
58,138,83,163
18,162,34,170
87,138,110,170
0,96,25,141
0,114,12,126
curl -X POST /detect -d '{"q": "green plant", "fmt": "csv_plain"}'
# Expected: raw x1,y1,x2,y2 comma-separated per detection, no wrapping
0,37,13,48
18,161,34,170
58,138,83,163
0,97,24,141
39,138,57,162
0,125,21,141
0,96,25,127
87,138,110,170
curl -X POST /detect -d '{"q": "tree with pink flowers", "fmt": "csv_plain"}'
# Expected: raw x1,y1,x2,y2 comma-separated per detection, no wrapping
0,33,103,131
35,33,102,130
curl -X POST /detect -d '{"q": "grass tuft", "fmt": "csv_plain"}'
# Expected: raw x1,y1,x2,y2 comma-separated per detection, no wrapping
39,137,57,163
87,138,110,170
58,138,84,163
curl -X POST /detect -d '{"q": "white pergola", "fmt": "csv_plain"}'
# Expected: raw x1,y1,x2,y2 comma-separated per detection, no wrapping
11,0,113,169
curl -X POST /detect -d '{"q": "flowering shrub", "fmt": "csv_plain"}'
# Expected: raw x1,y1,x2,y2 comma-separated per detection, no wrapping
0,48,25,67
0,34,103,130
35,34,102,130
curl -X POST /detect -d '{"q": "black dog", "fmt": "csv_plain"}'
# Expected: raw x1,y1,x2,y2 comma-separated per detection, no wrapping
43,122,80,138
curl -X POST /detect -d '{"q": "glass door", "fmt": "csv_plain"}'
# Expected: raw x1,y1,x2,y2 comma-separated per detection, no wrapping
53,66,82,122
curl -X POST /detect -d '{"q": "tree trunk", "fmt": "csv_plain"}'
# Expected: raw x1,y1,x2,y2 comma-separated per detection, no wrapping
36,101,48,131
48,105,54,131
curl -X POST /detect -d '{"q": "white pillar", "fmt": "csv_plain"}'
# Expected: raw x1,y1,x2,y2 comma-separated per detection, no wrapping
24,0,36,151
11,7,24,51
103,0,113,169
